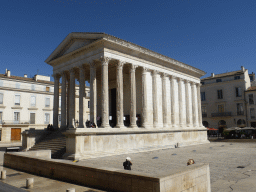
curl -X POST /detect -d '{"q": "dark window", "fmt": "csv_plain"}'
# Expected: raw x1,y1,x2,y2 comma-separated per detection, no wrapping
250,76,254,82
237,103,244,115
249,94,254,104
88,101,90,108
201,82,205,85
234,76,240,80
236,87,242,97
201,92,206,101
217,90,223,99
216,79,222,83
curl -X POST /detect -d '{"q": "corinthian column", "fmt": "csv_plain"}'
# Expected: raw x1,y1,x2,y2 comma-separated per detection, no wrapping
68,69,76,128
197,83,203,127
185,80,193,127
142,67,149,128
53,73,60,128
100,57,111,128
130,64,137,128
152,71,158,128
90,61,97,127
162,73,168,128
116,61,125,128
178,78,185,128
191,82,199,127
79,66,85,128
171,76,179,128
61,72,67,129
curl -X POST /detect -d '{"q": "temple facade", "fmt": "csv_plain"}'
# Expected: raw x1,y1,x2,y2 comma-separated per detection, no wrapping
45,32,209,160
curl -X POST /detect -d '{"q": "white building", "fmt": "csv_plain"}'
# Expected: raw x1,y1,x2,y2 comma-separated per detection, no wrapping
201,66,255,132
0,69,90,142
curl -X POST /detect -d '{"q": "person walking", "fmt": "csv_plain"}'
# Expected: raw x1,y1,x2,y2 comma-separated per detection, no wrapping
123,157,132,170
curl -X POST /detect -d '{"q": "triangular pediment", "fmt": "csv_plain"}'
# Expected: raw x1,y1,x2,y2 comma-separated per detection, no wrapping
61,39,96,56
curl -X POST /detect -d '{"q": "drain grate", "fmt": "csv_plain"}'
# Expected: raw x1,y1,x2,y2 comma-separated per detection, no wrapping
237,166,245,168
152,157,158,159
172,153,177,155
193,150,196,152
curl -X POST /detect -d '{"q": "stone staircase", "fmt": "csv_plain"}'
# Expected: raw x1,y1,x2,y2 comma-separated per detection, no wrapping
29,130,66,159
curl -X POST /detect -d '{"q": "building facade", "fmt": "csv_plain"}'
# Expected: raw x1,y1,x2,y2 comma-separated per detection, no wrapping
45,32,208,160
201,66,254,131
0,69,90,142
245,86,256,127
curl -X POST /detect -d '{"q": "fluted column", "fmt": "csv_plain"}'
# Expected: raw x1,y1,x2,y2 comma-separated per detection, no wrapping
142,67,149,128
101,57,111,128
61,72,67,128
67,77,70,127
68,69,76,128
178,78,185,127
130,64,137,128
152,71,158,128
171,76,179,127
116,61,125,128
53,74,60,128
197,83,203,127
192,82,199,127
162,73,168,128
90,61,97,127
79,66,85,128
185,80,193,127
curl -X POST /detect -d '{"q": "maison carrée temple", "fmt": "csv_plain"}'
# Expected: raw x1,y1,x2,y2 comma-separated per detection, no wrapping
45,32,209,159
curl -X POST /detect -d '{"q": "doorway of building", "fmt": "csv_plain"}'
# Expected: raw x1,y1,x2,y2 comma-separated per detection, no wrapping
11,128,21,141
110,88,117,127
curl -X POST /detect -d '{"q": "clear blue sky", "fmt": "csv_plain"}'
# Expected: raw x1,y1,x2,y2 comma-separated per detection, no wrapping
1,0,255,80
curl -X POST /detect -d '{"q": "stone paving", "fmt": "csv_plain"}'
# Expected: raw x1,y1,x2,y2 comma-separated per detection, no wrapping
1,141,256,191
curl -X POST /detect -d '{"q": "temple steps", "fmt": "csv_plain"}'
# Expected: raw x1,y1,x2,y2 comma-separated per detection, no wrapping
28,130,66,159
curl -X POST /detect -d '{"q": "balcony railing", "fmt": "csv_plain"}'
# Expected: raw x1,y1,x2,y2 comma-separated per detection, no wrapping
202,113,207,118
211,112,232,117
1,120,30,124
237,111,244,115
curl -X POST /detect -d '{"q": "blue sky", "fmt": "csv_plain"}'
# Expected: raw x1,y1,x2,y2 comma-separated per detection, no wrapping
1,0,256,80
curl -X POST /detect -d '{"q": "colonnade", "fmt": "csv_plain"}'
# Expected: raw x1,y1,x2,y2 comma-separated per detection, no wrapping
52,57,203,130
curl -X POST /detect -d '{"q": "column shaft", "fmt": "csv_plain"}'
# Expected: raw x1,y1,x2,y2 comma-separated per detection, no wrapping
90,62,97,126
197,83,203,127
79,66,85,128
162,74,168,128
69,69,76,128
192,83,199,127
53,74,60,128
185,81,192,127
171,77,179,127
61,72,67,128
178,78,184,127
101,57,110,128
152,71,158,128
116,61,125,128
130,65,137,128
142,67,149,128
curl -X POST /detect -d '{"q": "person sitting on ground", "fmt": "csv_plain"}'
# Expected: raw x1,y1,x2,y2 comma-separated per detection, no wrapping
123,157,132,170
187,159,195,166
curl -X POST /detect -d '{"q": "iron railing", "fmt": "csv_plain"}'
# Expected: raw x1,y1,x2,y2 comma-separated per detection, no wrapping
211,112,232,117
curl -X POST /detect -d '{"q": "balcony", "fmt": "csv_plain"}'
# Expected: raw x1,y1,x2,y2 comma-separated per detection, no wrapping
1,120,29,124
237,111,244,116
211,112,232,117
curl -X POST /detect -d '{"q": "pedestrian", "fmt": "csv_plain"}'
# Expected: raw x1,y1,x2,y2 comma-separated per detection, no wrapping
123,157,132,170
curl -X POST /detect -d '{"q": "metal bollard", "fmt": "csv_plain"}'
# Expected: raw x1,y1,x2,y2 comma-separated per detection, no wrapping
66,188,75,192
26,178,34,189
1,170,6,180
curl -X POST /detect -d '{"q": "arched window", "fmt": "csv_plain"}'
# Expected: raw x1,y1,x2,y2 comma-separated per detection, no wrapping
218,120,226,127
237,119,246,127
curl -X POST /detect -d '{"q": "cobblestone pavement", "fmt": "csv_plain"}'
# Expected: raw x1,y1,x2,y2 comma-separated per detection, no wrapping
1,141,256,191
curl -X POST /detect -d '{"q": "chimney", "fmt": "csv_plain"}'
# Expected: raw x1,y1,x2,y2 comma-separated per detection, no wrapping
211,73,215,77
24,74,27,78
5,68,7,75
7,70,11,77
241,66,245,72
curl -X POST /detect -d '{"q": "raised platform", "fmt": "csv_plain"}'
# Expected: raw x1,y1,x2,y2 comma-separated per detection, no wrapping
63,127,209,160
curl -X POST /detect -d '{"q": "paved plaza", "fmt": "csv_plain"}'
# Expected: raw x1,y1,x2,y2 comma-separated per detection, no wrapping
1,141,256,191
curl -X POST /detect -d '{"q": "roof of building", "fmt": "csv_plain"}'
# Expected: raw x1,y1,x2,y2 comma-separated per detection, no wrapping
246,86,256,92
0,73,54,85
201,70,244,81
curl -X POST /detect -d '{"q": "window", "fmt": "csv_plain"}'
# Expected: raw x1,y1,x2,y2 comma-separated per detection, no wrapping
31,96,36,107
216,79,222,83
0,80,3,87
88,101,90,108
201,92,206,101
236,87,242,97
249,94,254,104
217,90,223,99
234,76,240,80
14,112,20,123
201,82,205,85
58,114,61,125
45,98,50,107
0,112,2,123
46,86,50,92
237,103,244,115
59,97,61,108
30,113,35,124
0,93,3,104
218,105,224,113
15,83,20,89
87,92,90,97
250,108,255,119
250,76,254,82
31,85,35,91
44,113,50,124
202,106,207,117
15,95,20,105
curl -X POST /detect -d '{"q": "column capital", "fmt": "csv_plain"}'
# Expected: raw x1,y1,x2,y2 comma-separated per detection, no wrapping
100,57,111,65
142,67,150,74
130,64,138,72
170,75,177,80
196,83,201,87
117,60,125,67
190,81,196,85
160,72,168,78
153,70,159,76
53,73,61,80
